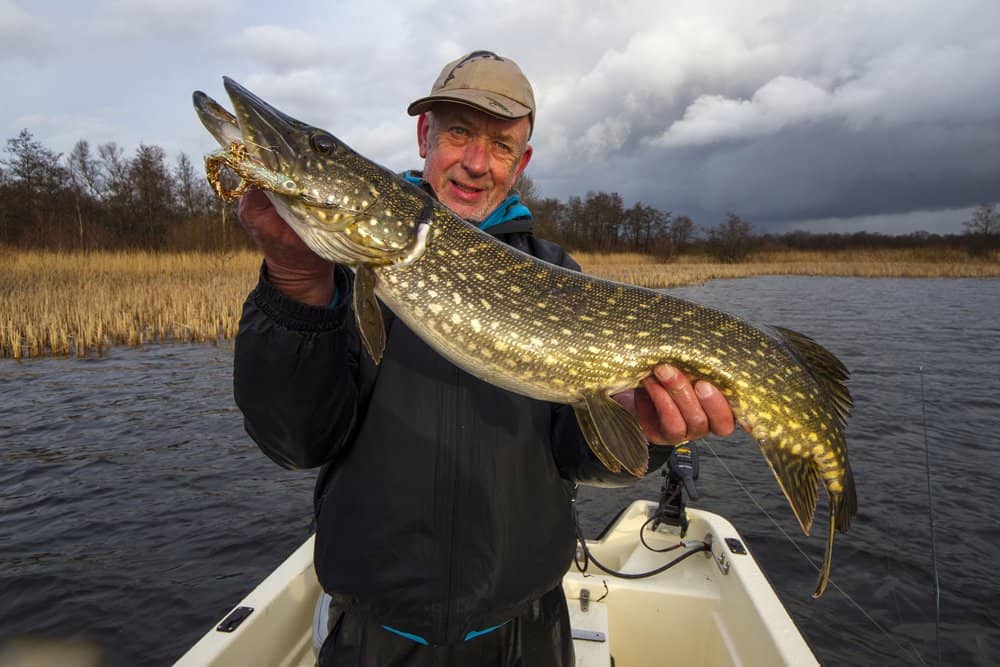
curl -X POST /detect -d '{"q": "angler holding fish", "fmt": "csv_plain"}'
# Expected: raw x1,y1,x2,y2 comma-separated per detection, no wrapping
196,50,854,666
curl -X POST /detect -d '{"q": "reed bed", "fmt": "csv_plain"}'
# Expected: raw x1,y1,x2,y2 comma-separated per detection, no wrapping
2,247,996,359
1,249,260,359
576,248,1000,288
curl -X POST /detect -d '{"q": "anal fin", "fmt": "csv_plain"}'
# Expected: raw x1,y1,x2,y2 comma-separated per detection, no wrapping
755,437,820,536
573,392,650,477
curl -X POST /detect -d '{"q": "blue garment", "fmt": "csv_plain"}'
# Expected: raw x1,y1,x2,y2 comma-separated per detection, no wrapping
380,621,508,645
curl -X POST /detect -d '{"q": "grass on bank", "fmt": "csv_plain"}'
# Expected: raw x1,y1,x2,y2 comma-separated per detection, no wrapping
575,248,1000,287
2,247,997,359
1,249,260,359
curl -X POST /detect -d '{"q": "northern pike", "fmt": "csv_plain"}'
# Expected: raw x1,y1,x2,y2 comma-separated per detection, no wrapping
193,78,857,597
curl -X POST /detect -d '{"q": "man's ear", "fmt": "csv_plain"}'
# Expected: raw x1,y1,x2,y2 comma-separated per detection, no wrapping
417,112,431,159
514,144,533,180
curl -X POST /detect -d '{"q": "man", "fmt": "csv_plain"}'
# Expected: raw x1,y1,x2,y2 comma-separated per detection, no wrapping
234,50,734,666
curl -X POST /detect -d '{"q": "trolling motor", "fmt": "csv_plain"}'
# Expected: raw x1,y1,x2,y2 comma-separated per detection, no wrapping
651,443,700,536
571,440,712,579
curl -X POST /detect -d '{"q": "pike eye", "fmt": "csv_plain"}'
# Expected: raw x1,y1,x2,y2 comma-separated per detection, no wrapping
310,132,339,155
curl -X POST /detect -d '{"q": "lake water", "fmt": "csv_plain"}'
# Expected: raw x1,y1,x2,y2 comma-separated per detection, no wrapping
1,277,998,666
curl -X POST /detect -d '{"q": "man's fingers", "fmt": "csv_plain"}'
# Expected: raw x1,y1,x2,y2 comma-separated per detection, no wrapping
632,387,666,444
652,365,709,440
694,381,735,436
641,373,689,443
613,388,672,444
616,367,737,445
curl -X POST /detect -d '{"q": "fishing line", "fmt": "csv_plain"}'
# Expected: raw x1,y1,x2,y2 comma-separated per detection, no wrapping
919,366,943,667
703,439,929,667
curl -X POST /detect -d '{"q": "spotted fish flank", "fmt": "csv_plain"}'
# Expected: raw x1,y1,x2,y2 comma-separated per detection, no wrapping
193,78,858,597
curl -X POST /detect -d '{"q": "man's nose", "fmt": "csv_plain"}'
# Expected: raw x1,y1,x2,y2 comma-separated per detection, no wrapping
461,138,489,176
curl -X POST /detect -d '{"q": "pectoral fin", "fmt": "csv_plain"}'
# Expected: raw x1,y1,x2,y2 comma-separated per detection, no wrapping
573,392,650,477
353,265,385,364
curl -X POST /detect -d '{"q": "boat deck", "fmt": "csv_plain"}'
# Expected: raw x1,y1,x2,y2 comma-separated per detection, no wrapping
176,501,817,666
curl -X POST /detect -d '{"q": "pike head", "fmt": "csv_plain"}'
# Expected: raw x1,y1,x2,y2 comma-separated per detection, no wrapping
193,77,428,267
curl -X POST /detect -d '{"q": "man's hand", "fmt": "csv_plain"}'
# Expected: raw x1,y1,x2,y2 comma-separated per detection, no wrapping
238,189,336,306
614,364,735,445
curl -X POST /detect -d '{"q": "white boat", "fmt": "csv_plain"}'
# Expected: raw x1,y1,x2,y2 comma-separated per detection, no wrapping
176,500,818,666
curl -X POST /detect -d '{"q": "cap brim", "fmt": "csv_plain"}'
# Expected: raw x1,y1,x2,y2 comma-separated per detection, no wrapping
407,89,531,120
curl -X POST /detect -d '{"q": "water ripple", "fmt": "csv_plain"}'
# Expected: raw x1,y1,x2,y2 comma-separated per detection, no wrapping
2,280,999,666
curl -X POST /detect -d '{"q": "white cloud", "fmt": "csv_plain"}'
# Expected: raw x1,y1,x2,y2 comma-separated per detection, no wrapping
230,25,331,71
535,1,1000,156
345,122,415,172
580,117,632,160
11,112,121,151
0,0,48,62
241,69,343,121
651,76,830,147
93,0,229,39
648,36,1000,149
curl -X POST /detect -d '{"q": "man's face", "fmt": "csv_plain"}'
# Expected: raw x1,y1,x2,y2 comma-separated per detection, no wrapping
418,104,533,221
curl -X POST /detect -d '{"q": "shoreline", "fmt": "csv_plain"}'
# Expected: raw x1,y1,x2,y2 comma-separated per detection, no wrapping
3,248,997,359
575,249,1000,287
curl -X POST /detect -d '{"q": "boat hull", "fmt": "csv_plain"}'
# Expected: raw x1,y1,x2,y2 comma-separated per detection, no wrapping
175,501,817,666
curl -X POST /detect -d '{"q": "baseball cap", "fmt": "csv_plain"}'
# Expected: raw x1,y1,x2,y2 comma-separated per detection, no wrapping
407,50,536,137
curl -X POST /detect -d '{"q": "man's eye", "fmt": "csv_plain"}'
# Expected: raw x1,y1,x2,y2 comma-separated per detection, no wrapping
494,142,513,154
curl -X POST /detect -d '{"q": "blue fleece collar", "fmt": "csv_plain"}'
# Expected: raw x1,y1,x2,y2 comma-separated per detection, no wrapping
402,170,532,230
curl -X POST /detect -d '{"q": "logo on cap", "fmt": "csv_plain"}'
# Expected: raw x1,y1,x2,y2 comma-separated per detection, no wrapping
484,96,511,113
442,50,505,86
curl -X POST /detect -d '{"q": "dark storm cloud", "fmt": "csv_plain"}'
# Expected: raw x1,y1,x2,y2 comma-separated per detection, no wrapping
529,2,1000,232
536,115,1000,233
614,119,1000,227
2,1,999,233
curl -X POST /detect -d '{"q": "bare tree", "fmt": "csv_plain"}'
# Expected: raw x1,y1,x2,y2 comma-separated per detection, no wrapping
97,142,133,243
67,140,102,248
529,196,565,245
669,215,695,250
1,130,69,246
130,144,175,247
174,152,216,218
962,203,1000,256
623,202,656,249
963,203,1000,235
706,213,755,262
578,191,625,250
514,172,539,206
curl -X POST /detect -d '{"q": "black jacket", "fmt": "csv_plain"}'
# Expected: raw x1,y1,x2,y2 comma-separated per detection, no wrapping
233,219,667,646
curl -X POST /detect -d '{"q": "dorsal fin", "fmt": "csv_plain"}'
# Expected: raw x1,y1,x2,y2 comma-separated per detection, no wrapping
771,325,853,427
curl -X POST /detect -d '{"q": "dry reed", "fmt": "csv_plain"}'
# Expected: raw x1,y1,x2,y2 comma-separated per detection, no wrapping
1,249,260,359
2,247,996,359
575,248,1000,287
